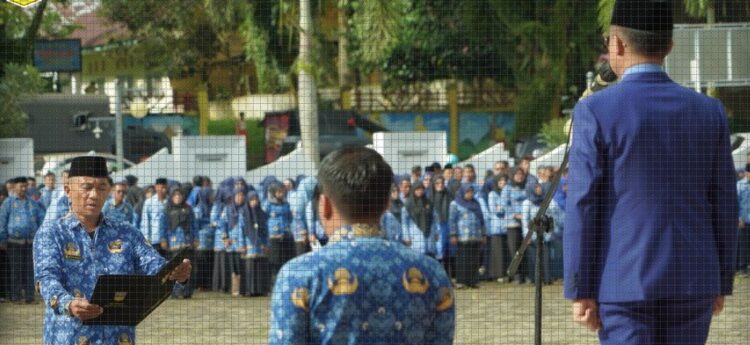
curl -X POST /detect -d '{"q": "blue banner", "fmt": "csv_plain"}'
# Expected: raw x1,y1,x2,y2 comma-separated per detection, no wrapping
33,39,82,72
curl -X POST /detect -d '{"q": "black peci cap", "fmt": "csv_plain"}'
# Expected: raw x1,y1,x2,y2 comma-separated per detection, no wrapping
155,178,168,185
68,156,109,178
611,0,673,32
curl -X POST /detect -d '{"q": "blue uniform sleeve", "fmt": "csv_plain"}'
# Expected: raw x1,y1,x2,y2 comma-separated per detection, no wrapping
33,202,45,236
130,226,167,275
269,260,311,345
563,101,605,300
33,225,75,315
711,102,740,296
0,200,9,245
424,264,455,345
448,203,459,237
305,202,315,239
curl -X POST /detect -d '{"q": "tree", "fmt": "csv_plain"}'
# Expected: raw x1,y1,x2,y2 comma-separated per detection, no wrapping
0,64,45,137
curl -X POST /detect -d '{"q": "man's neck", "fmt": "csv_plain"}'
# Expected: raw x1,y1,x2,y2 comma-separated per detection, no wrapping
77,213,102,232
113,199,123,206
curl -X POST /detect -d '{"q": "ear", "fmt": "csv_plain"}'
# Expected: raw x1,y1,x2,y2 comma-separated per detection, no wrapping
64,184,71,197
615,34,627,56
320,194,333,220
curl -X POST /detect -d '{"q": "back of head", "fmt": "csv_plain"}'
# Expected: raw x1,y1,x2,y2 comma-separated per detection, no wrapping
610,0,673,58
318,147,394,223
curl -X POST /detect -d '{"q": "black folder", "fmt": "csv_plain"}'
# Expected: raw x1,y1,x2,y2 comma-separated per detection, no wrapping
83,248,190,326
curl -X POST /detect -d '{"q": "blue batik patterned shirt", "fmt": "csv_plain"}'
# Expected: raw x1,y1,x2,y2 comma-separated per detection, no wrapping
33,214,167,345
269,224,455,345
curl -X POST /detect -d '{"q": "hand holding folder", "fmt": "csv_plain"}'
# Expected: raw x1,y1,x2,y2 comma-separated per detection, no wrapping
83,248,191,326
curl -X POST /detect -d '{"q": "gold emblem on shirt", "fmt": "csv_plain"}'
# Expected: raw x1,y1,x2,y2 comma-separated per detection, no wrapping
64,242,82,260
74,288,83,298
291,287,310,312
327,268,359,295
402,267,429,294
118,333,132,345
108,239,124,253
436,287,454,311
78,336,89,345
49,295,59,309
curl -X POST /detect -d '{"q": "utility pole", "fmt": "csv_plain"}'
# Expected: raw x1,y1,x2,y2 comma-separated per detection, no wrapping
299,0,320,168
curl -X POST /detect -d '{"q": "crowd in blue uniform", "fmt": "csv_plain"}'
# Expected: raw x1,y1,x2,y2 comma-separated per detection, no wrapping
1,155,749,303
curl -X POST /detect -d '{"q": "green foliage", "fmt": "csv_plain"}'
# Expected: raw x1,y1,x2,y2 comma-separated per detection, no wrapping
598,0,714,30
0,64,45,138
539,117,569,150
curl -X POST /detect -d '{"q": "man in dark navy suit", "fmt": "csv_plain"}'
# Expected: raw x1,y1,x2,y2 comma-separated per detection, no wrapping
564,1,739,344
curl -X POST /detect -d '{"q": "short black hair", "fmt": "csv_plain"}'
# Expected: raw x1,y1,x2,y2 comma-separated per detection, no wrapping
318,147,394,222
411,165,422,174
192,175,204,186
618,26,672,58
27,177,36,182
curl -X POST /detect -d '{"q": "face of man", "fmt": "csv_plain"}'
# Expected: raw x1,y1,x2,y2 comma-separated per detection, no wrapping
15,182,28,198
27,179,36,188
464,167,475,182
494,163,505,175
44,175,55,189
442,168,453,181
155,184,167,199
66,177,111,219
61,172,70,185
274,189,286,201
422,174,432,187
113,184,128,204
453,168,463,181
399,180,410,195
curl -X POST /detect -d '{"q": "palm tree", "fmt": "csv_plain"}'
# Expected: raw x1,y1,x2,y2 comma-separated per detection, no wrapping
299,0,320,167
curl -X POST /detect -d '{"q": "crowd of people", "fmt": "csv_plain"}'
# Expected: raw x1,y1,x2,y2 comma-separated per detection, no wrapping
1,155,749,302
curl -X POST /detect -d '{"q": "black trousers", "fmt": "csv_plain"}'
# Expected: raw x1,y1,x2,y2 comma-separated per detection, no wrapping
0,249,8,300
456,241,482,286
195,250,214,289
8,243,34,302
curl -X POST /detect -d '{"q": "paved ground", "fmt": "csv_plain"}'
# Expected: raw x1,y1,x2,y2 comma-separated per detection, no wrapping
1,276,748,344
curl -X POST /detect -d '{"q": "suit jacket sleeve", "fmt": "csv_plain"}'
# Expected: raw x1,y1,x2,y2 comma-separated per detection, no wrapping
564,101,605,300
711,101,739,296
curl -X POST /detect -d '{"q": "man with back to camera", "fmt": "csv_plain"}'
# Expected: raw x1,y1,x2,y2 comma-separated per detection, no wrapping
564,1,738,344
269,147,455,345
33,156,191,344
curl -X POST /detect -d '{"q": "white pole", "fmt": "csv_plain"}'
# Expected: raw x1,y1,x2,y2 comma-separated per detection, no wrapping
115,83,124,171
299,0,320,168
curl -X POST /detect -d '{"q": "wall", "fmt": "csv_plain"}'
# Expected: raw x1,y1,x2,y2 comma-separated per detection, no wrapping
0,139,35,182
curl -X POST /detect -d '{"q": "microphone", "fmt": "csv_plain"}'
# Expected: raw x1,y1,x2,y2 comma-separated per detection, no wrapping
565,62,618,136
580,62,617,99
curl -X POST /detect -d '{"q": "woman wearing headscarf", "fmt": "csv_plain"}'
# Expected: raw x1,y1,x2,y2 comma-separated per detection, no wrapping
211,177,235,293
431,176,455,277
242,191,270,296
379,184,404,243
501,168,529,284
259,176,280,207
402,183,435,256
220,186,249,296
159,187,197,298
421,172,434,199
449,183,485,288
521,182,564,284
192,186,214,291
487,174,510,282
265,182,294,280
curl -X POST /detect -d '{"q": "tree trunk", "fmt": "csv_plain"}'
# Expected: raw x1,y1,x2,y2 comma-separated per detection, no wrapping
337,4,351,91
23,0,49,63
299,0,320,168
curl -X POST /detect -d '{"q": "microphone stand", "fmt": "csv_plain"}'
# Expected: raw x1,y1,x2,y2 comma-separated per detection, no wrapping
506,62,615,345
